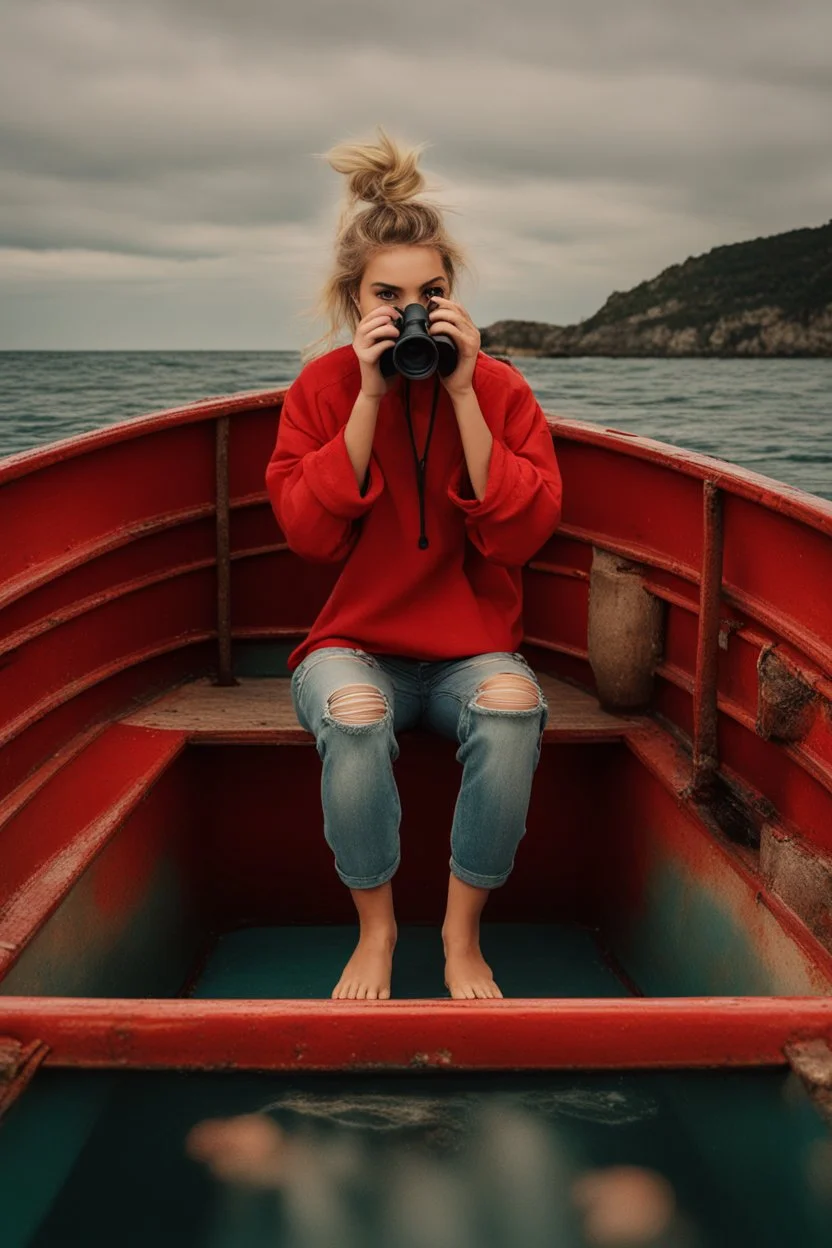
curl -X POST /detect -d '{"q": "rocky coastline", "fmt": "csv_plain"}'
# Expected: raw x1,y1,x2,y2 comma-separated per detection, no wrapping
479,220,832,358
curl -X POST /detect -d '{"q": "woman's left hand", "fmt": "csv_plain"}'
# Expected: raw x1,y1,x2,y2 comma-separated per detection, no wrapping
428,296,481,399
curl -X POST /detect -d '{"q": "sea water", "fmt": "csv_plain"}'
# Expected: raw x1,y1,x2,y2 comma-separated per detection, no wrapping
0,351,830,502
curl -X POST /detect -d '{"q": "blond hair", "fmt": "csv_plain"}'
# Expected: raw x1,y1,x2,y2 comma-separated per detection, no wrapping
296,125,472,364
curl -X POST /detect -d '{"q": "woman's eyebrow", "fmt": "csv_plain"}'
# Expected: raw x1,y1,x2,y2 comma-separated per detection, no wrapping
370,276,446,290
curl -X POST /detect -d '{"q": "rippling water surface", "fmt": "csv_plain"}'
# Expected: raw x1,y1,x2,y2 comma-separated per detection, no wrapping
1,351,830,501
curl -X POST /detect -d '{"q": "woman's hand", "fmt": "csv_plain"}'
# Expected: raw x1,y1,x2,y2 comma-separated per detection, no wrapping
428,296,481,399
352,306,400,398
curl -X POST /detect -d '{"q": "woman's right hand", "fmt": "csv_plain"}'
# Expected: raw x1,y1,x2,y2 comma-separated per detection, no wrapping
353,306,400,398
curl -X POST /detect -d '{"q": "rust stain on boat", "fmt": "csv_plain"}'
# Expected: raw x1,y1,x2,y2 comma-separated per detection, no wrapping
757,645,819,743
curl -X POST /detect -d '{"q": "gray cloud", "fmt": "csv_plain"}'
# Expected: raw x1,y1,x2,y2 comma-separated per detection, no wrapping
1,0,830,348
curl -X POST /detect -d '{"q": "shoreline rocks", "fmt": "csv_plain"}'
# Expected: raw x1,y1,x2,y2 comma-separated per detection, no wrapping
479,220,832,358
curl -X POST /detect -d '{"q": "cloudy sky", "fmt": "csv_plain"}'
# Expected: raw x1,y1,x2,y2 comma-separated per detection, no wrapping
1,0,830,350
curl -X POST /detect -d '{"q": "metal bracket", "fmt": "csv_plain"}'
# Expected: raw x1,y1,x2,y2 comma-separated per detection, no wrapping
0,1036,51,1122
784,1037,832,1125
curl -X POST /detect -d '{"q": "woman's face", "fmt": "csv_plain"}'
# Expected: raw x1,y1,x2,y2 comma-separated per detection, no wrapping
353,246,449,320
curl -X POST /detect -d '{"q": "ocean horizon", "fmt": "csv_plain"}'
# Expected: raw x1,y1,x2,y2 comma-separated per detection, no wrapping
1,350,830,503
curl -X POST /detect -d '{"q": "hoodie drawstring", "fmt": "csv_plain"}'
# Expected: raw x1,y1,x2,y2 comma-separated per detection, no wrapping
402,374,440,550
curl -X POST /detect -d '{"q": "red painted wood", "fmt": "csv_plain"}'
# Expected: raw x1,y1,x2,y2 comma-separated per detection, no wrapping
716,715,832,853
0,725,187,976
721,493,832,674
180,739,614,932
1,996,831,1071
554,443,704,579
0,516,218,646
549,415,832,538
0,428,215,590
0,641,215,803
0,724,185,900
0,572,216,741
523,565,590,661
605,726,832,992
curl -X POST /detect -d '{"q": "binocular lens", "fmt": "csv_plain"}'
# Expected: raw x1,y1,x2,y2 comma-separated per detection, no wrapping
378,301,457,380
401,340,435,373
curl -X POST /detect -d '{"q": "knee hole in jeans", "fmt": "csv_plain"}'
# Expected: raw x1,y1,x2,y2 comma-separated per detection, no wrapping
473,674,541,710
326,684,388,724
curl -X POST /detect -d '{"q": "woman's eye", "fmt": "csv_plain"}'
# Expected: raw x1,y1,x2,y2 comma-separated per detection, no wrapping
377,288,444,302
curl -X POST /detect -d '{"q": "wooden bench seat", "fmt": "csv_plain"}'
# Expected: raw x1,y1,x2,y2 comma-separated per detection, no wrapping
120,672,638,744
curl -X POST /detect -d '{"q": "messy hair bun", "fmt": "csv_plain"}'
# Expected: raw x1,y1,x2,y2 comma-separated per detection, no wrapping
327,125,429,209
296,124,472,364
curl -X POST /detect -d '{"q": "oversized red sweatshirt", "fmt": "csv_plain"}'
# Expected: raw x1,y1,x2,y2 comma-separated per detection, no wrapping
265,344,562,673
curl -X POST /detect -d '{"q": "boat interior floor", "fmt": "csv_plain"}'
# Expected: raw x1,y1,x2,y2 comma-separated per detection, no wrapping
185,922,635,1001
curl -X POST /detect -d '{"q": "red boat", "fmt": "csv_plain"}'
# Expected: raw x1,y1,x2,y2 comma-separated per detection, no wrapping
1,370,832,1244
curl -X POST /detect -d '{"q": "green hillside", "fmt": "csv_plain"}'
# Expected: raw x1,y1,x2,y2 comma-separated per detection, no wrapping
480,220,832,357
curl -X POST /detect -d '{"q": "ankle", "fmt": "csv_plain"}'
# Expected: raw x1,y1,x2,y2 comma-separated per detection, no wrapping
441,925,479,953
359,922,397,947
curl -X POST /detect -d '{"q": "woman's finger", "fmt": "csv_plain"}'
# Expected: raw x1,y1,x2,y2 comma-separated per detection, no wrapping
429,297,468,317
430,318,473,340
430,307,473,330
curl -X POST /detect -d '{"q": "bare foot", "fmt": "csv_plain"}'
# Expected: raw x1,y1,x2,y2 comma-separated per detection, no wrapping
332,931,396,1000
443,939,504,999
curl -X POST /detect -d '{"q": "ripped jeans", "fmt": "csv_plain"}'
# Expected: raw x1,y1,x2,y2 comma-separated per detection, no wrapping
290,648,549,891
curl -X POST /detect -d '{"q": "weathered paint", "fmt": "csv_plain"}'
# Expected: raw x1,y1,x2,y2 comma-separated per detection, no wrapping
613,732,832,996
691,481,723,799
761,825,832,949
0,640,216,800
0,852,197,1000
0,1037,49,1121
0,757,201,998
1,996,832,1071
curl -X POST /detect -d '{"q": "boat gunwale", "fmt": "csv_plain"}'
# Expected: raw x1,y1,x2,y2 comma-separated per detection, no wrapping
0,385,830,538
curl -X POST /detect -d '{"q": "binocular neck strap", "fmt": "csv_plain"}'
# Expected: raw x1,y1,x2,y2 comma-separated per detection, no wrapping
402,374,440,551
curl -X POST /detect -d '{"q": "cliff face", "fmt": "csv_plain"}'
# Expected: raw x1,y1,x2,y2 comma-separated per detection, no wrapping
480,220,832,357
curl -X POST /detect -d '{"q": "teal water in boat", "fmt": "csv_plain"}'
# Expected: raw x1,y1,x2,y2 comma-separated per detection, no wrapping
9,1066,832,1248
3,923,832,1248
186,923,632,1000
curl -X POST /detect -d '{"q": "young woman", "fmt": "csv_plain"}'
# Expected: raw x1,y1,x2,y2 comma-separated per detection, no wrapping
265,126,562,1002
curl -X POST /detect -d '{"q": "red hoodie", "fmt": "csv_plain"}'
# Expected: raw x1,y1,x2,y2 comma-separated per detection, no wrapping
265,344,562,673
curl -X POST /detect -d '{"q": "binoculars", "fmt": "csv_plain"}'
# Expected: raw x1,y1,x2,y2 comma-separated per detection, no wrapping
379,302,459,381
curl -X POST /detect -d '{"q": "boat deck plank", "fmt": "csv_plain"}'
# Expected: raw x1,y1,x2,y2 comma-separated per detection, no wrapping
120,673,638,742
